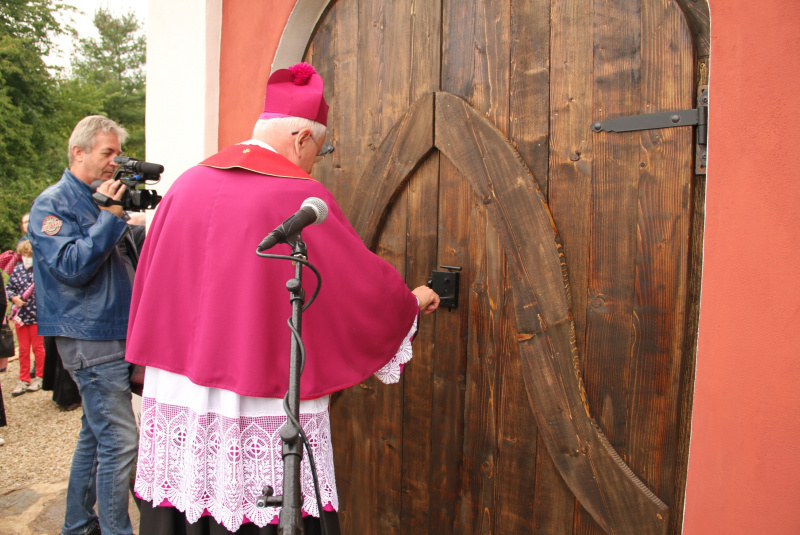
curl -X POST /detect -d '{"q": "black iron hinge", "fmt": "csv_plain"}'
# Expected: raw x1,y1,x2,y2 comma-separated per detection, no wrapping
591,86,708,174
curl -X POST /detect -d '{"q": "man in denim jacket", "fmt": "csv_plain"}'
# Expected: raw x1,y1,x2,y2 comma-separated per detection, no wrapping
28,115,139,535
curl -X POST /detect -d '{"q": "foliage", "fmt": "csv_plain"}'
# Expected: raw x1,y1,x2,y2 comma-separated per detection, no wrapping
71,8,146,158
0,0,65,250
0,3,145,251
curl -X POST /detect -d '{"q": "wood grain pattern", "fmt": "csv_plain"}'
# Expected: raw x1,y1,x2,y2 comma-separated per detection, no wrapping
456,188,499,533
429,156,470,533
440,1,511,532
673,0,710,57
342,88,672,533
400,153,440,533
493,258,539,535
305,1,700,533
509,0,551,196
435,91,668,535
548,0,597,530
399,2,442,532
628,0,693,517
585,0,641,454
371,178,408,535
319,0,358,207
672,3,711,533
351,93,434,249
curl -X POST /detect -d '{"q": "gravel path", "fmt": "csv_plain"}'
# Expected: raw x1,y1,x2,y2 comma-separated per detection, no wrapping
0,355,83,494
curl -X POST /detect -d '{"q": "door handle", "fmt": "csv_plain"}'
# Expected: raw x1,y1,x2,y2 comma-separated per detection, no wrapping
427,265,462,310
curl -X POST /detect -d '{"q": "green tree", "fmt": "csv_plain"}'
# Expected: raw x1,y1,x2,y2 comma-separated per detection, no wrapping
0,0,66,250
0,4,146,251
71,8,146,158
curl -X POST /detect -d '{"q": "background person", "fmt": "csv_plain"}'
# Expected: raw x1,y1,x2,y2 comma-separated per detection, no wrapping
28,115,139,535
18,212,29,246
6,239,44,396
0,286,8,445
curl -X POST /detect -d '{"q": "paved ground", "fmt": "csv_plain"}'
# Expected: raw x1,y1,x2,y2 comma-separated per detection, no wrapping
0,481,140,535
0,355,142,534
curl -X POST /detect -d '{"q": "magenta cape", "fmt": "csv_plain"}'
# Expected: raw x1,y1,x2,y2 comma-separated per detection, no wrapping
125,145,419,399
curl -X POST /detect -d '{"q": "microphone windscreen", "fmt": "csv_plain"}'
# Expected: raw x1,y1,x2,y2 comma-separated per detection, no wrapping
301,197,328,225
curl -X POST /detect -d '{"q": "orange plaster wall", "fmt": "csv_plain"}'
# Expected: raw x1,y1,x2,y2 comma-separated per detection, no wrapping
218,0,298,148
683,1,800,534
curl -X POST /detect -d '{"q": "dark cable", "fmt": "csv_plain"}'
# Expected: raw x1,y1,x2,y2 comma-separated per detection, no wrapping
254,251,322,310
284,317,327,535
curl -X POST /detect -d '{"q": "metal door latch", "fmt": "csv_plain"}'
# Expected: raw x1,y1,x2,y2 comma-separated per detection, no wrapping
427,265,462,311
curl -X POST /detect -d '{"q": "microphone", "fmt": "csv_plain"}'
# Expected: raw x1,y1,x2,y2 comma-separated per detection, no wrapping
257,197,328,252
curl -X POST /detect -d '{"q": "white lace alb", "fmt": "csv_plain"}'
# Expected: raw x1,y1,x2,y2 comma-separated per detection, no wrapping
134,317,417,531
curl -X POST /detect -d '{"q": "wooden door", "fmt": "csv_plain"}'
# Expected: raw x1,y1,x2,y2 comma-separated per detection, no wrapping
295,0,703,533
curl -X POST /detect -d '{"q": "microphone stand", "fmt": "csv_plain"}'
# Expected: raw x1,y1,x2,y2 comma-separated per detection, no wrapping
257,234,308,535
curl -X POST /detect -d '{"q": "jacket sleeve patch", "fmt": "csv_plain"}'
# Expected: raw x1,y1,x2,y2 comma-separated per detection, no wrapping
42,215,63,236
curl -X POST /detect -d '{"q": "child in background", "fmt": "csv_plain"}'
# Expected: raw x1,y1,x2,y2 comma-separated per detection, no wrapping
7,239,45,396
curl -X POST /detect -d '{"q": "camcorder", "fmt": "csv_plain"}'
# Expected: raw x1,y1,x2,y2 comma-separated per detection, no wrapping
91,156,164,212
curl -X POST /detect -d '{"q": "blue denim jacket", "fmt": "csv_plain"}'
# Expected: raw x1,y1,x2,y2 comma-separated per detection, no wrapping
28,169,132,340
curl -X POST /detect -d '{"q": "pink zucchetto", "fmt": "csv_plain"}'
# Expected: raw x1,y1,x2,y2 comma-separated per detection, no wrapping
259,62,329,126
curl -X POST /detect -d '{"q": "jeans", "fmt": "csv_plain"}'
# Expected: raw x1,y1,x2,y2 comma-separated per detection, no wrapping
63,358,138,535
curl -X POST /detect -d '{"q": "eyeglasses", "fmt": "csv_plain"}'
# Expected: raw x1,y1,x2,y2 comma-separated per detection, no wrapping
291,130,334,162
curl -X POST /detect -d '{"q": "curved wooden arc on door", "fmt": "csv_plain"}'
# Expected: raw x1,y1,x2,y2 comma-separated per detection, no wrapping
349,93,436,246
673,0,710,57
349,92,669,535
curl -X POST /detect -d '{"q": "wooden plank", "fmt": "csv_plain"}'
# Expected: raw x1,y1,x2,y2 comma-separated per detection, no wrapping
362,5,416,521
474,0,511,127
547,0,596,529
456,195,498,533
441,0,476,103
509,0,551,196
383,0,413,125
408,0,442,102
577,1,643,530
400,153,440,532
399,0,441,531
327,2,382,532
532,434,576,534
493,246,540,534
371,185,409,534
330,382,376,534
672,55,711,535
305,5,337,194
439,11,479,526
325,0,359,211
584,0,642,467
430,156,470,534
350,0,387,218
311,5,358,534
548,0,593,365
627,0,694,528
